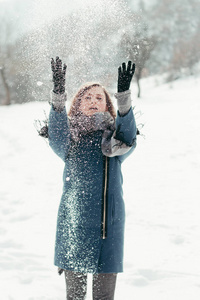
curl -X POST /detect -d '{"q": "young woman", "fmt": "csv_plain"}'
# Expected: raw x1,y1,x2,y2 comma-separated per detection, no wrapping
47,57,137,300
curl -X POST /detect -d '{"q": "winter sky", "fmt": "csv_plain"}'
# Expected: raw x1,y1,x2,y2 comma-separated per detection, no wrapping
0,0,156,38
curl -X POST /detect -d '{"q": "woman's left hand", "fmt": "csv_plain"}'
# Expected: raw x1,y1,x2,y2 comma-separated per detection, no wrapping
51,56,67,94
117,61,135,93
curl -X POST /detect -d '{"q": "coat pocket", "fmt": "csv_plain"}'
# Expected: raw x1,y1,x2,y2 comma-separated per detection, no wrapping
111,195,115,224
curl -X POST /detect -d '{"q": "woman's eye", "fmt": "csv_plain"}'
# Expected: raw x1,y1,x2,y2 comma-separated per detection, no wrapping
85,96,91,100
97,97,102,100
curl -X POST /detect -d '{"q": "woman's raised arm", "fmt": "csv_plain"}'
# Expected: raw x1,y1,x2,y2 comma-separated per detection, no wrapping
48,57,71,161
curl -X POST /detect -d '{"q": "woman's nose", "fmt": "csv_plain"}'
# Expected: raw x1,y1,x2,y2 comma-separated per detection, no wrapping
91,97,96,103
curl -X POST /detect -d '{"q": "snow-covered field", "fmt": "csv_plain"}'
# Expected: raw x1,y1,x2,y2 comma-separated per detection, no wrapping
0,76,200,299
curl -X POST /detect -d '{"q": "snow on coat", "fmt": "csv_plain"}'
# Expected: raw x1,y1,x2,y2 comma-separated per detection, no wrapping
48,105,137,274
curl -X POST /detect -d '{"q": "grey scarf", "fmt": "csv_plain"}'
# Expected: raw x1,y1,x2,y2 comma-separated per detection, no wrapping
69,112,115,141
69,112,132,157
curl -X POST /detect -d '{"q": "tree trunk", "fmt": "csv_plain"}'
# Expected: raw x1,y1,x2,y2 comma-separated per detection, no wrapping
135,67,142,98
136,77,141,98
0,67,11,105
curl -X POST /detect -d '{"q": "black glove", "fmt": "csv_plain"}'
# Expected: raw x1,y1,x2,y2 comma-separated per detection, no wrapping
51,56,67,94
117,61,135,93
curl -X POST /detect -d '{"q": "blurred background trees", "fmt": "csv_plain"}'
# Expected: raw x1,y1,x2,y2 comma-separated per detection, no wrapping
0,0,200,105
145,0,200,81
0,17,18,105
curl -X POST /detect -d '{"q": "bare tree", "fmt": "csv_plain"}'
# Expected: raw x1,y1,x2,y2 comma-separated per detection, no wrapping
119,16,155,98
0,66,11,105
0,13,19,105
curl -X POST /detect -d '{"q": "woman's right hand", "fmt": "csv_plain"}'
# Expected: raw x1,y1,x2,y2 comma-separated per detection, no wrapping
51,57,67,94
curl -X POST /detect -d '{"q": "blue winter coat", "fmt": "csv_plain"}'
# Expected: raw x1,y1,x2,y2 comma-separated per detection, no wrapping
48,106,137,274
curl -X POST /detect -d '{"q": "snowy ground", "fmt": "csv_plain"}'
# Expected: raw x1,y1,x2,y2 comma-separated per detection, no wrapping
0,75,200,299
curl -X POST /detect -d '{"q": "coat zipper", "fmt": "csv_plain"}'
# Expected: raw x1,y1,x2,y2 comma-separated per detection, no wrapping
102,156,108,239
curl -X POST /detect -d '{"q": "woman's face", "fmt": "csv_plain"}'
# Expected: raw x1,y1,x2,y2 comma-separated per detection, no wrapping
79,86,107,116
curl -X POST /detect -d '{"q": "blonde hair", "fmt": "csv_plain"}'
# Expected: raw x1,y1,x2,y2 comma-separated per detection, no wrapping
68,83,116,118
